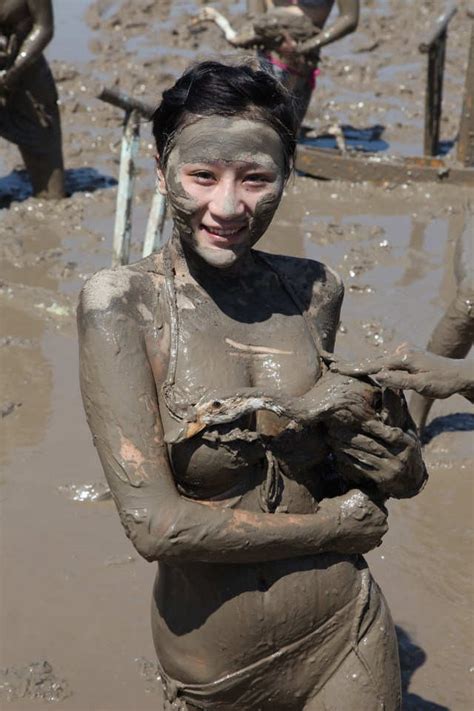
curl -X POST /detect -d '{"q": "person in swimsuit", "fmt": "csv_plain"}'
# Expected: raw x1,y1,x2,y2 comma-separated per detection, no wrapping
0,0,65,199
248,0,359,125
78,62,426,710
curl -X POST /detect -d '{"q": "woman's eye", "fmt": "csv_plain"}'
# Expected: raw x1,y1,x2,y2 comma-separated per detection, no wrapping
191,171,215,183
244,174,273,185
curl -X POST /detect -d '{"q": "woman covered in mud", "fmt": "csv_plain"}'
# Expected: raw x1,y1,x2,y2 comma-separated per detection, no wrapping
78,62,426,710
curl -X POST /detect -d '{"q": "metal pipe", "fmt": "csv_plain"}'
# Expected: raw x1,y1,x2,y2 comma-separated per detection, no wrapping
112,110,141,267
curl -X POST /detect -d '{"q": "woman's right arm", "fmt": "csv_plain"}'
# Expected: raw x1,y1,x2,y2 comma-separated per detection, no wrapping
78,270,387,564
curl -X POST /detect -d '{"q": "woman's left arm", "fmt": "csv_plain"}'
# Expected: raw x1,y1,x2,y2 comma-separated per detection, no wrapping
308,263,427,500
1,0,53,88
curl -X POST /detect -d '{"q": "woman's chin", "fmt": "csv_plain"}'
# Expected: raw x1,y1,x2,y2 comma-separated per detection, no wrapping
195,241,246,268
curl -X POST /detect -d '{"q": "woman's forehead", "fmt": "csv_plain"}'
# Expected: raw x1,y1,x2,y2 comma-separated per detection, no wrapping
167,116,285,170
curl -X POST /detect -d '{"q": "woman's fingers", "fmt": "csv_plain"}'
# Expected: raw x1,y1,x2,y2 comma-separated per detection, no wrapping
328,419,407,449
331,448,388,477
359,418,406,443
328,430,389,457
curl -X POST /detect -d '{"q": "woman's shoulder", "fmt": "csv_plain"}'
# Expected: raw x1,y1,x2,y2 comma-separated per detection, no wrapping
78,253,165,327
256,250,344,301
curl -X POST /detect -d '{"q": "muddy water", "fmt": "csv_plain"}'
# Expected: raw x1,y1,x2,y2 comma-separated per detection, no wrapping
1,1,473,709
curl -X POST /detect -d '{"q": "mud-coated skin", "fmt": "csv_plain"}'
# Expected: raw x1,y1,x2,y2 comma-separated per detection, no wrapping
78,244,423,708
0,0,65,198
170,368,425,499
409,214,474,431
331,345,474,405
78,111,424,708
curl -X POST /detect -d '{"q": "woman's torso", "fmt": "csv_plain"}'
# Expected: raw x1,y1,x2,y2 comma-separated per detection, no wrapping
147,252,362,684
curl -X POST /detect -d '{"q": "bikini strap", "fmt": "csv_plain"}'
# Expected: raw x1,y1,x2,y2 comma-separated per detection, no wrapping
160,241,187,422
255,251,332,370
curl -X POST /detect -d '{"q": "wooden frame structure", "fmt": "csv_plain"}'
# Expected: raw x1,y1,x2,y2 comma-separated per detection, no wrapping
419,3,457,157
97,88,167,267
297,8,473,185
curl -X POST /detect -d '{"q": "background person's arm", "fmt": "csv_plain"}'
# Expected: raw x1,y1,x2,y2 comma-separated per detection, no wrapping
299,0,359,54
1,0,54,88
330,347,474,403
78,269,388,564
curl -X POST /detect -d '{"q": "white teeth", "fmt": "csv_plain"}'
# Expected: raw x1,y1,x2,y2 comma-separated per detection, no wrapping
205,226,243,236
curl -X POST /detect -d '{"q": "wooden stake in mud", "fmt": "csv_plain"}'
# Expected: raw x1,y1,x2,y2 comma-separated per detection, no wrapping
457,23,474,166
112,109,141,267
419,4,457,156
97,87,168,262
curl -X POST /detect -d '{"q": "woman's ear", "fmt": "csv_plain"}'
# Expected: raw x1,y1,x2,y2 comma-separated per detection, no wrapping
155,154,167,195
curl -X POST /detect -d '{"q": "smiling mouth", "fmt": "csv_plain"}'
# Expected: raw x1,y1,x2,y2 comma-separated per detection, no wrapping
201,224,247,244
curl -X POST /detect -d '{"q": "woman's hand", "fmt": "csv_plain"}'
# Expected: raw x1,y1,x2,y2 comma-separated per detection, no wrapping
326,418,427,499
318,489,388,554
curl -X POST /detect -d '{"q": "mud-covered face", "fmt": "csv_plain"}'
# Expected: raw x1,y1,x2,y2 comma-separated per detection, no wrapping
158,116,286,268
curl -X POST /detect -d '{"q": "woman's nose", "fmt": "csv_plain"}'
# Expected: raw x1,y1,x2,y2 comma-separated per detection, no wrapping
210,181,244,218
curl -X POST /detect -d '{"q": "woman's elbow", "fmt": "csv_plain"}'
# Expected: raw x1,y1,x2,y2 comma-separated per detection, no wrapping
121,506,191,563
344,17,359,35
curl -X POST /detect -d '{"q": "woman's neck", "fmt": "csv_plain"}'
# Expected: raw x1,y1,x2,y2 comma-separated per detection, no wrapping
168,232,258,288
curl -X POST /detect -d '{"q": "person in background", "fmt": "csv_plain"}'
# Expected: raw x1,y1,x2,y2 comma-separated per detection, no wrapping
0,0,65,199
407,212,473,431
331,344,474,405
247,0,360,125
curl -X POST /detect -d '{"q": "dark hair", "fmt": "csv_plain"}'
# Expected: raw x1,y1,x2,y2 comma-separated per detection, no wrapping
152,61,297,179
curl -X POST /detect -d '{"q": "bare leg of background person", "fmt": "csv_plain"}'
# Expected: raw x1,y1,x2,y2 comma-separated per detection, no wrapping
19,139,65,198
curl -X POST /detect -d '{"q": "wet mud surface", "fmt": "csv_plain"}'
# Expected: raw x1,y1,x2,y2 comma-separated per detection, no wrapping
1,1,473,709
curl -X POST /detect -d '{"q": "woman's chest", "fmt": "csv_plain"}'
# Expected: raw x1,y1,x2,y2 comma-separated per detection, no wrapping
173,302,321,399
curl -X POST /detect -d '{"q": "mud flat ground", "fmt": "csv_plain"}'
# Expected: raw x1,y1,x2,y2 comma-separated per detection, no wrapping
1,1,473,709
